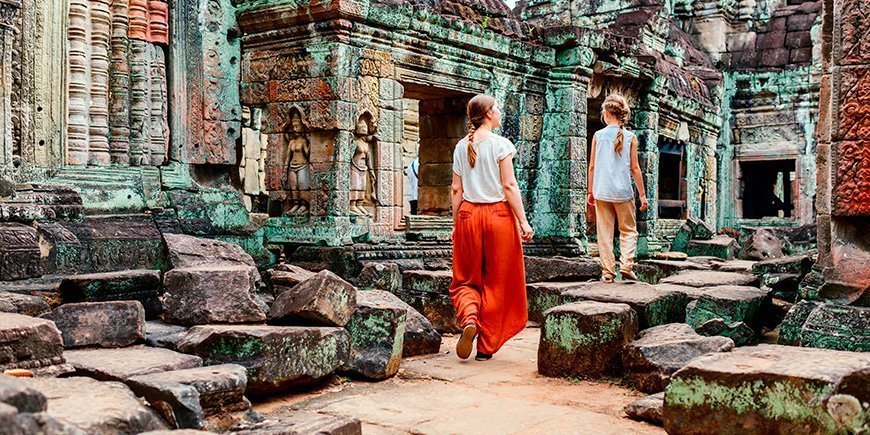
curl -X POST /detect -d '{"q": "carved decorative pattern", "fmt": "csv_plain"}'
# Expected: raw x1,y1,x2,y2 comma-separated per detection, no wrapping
88,0,111,165
109,0,131,164
66,0,90,165
127,0,147,40
147,0,167,44
832,141,870,216
837,0,870,66
148,43,167,165
837,66,870,141
128,38,148,165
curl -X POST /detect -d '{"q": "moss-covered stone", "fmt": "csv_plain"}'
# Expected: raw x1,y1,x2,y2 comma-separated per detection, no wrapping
538,301,638,378
526,282,587,323
685,286,770,344
59,269,163,319
800,304,869,352
686,236,739,260
177,325,350,395
663,345,870,434
342,290,407,380
778,299,822,346
562,282,688,328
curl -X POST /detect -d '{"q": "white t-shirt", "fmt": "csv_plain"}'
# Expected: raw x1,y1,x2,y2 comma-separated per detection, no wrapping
452,133,516,203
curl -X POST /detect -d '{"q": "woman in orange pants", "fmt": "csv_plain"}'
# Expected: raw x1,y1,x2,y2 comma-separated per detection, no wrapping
449,94,534,361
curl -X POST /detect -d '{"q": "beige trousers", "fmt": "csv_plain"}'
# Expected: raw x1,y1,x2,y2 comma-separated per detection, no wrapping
595,199,638,278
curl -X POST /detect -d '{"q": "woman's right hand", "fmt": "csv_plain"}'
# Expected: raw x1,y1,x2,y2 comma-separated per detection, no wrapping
586,193,595,207
520,221,534,242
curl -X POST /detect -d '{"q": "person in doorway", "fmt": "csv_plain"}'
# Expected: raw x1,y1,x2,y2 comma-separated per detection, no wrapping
587,94,649,282
405,156,419,215
450,94,533,361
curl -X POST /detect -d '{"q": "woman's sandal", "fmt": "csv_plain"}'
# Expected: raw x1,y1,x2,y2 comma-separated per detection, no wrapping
456,323,478,360
475,352,493,361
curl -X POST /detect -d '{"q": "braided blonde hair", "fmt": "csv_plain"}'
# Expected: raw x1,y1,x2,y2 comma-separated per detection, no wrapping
465,94,496,167
601,94,631,156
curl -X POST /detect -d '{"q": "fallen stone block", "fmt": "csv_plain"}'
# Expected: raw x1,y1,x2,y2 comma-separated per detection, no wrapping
526,282,587,323
752,252,814,276
126,364,249,430
58,215,165,274
0,374,47,413
265,263,316,289
163,233,259,274
0,313,70,376
356,262,401,291
394,288,459,333
268,270,357,327
709,259,755,273
0,277,62,309
653,283,707,301
402,302,442,357
140,431,217,435
28,376,168,433
561,282,687,328
39,301,145,348
523,256,600,283
686,217,714,240
654,251,689,260
778,300,822,346
63,346,202,382
800,304,869,352
624,392,664,425
660,270,760,288
669,223,693,253
693,317,755,346
177,325,350,395
663,345,870,434
0,402,85,435
0,223,43,280
163,265,266,326
739,227,784,260
0,292,50,317
402,270,452,294
538,301,638,378
59,269,163,319
635,260,710,285
232,412,361,435
686,236,739,260
342,290,407,380
685,286,770,344
622,323,734,393
145,321,188,351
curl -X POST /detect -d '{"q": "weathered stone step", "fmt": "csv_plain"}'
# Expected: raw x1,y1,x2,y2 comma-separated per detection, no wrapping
0,313,71,376
663,345,870,434
126,364,250,430
635,259,710,284
621,323,734,393
63,346,203,382
752,252,814,276
561,282,687,328
523,256,600,283
660,270,760,288
59,269,163,319
538,301,638,378
27,376,168,433
40,301,145,348
176,325,350,395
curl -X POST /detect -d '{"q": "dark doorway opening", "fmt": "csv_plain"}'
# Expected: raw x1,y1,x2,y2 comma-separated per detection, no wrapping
658,138,687,219
740,159,795,219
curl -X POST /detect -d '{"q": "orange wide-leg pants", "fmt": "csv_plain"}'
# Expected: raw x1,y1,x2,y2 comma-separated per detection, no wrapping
449,201,528,355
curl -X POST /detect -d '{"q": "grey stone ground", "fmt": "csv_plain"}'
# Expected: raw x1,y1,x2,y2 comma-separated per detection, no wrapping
254,328,663,434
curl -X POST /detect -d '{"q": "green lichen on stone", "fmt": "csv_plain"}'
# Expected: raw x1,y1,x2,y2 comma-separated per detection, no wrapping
543,314,595,352
667,376,841,431
212,337,265,358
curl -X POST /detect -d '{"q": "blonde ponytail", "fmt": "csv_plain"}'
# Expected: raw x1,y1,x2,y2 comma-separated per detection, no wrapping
614,126,624,156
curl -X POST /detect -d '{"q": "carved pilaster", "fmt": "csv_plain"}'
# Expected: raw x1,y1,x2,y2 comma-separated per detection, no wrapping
147,0,167,44
128,38,148,165
66,0,90,165
88,0,111,165
108,0,130,164
128,0,146,40
0,0,20,169
148,43,167,165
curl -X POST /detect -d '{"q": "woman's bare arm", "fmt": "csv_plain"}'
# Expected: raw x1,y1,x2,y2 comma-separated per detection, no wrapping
587,136,597,206
500,155,533,241
629,136,649,211
451,172,464,221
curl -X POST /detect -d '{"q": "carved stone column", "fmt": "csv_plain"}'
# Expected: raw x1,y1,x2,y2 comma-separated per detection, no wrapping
0,0,20,169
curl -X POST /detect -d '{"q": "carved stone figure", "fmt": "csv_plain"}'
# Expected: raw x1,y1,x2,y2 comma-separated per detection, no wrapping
350,116,378,216
283,111,310,215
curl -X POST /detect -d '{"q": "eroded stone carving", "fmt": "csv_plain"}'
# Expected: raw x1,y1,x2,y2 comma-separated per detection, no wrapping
351,115,378,216
283,110,310,215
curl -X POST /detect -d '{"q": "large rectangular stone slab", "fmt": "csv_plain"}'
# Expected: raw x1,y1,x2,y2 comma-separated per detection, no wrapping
59,269,163,319
0,313,69,376
0,291,50,317
63,346,203,382
39,301,145,348
27,377,168,433
232,412,361,434
342,290,406,380
660,271,760,288
561,282,688,328
663,345,870,434
538,301,639,378
126,364,249,430
523,256,600,283
163,265,266,326
176,325,350,395
526,282,587,324
686,236,739,260
59,215,166,274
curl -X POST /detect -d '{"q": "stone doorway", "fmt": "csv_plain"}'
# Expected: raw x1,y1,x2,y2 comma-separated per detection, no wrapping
400,83,472,222
657,138,688,220
738,159,796,219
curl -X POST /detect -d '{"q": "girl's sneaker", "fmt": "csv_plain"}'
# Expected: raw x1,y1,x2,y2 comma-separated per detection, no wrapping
456,323,477,360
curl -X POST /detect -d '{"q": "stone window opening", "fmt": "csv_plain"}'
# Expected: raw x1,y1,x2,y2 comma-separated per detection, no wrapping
738,159,796,219
658,138,688,220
